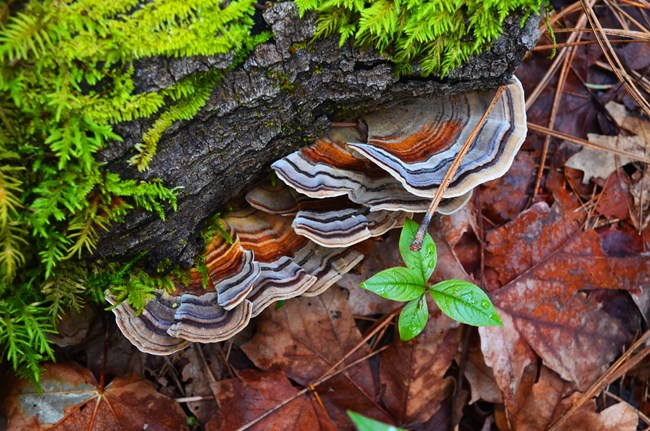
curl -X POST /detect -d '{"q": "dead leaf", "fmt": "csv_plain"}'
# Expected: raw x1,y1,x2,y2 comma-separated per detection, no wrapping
178,346,222,424
506,366,578,431
49,308,96,348
594,174,631,220
564,134,644,184
435,204,479,249
628,171,650,232
565,102,650,185
479,313,536,408
520,56,601,141
558,401,639,431
241,287,392,429
606,101,650,137
379,302,461,427
338,232,403,317
208,369,337,431
480,198,648,407
479,151,538,224
0,362,189,430
463,346,502,405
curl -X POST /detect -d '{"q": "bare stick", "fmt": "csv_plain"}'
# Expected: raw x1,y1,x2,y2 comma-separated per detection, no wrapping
548,330,650,431
410,85,505,252
525,5,592,111
579,0,650,117
235,309,400,431
529,26,584,205
527,122,650,163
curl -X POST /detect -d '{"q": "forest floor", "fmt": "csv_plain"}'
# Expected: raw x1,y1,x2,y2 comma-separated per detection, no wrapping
1,1,650,430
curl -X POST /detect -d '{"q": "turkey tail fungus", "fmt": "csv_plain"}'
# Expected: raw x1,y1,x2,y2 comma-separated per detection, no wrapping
109,78,527,354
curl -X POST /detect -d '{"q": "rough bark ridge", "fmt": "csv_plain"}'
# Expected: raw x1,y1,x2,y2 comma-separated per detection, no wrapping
96,2,540,267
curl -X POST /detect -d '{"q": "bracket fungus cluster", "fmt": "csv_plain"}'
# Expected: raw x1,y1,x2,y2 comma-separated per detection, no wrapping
110,78,526,355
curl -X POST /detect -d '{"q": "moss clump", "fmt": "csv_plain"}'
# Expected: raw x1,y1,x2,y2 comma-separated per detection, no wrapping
295,0,544,77
0,0,268,381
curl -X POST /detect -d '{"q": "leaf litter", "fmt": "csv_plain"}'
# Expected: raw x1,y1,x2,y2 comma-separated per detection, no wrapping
2,1,650,430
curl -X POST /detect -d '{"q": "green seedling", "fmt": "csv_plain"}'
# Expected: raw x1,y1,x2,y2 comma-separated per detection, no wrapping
347,410,406,431
360,219,502,341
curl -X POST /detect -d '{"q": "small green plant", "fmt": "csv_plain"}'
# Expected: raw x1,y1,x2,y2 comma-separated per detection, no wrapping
348,410,405,431
360,219,502,341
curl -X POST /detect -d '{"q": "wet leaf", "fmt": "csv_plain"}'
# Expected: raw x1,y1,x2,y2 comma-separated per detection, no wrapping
208,369,337,431
359,266,425,301
430,280,502,326
398,219,437,283
0,362,189,431
398,295,428,341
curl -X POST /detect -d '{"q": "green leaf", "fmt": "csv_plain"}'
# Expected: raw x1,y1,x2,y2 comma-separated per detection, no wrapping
429,280,503,326
360,266,425,301
398,218,437,283
398,295,428,341
347,410,406,431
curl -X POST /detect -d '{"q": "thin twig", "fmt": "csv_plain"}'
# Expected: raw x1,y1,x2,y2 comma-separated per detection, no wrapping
176,396,211,403
579,0,650,117
234,345,390,431
546,2,584,26
603,0,650,31
194,343,217,384
533,38,649,51
234,308,400,431
548,330,650,431
527,122,650,163
604,390,650,425
595,60,650,95
529,30,583,205
549,28,650,39
410,85,505,251
526,4,593,111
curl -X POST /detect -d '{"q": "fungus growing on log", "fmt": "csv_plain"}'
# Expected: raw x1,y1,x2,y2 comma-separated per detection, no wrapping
349,78,527,199
109,78,527,355
107,271,252,355
109,202,370,354
273,77,526,207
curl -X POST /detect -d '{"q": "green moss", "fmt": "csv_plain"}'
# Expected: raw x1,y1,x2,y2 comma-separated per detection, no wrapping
295,0,544,77
266,69,296,92
0,0,269,382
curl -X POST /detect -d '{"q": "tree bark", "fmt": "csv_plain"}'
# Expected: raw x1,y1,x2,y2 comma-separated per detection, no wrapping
95,2,541,267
